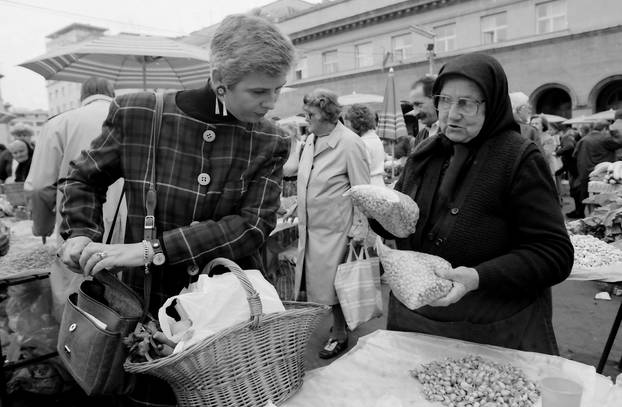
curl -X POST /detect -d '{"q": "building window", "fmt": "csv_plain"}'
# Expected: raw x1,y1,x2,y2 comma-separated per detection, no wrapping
536,0,567,34
295,57,307,80
481,12,508,44
322,50,338,74
355,42,374,68
391,33,413,62
434,23,456,52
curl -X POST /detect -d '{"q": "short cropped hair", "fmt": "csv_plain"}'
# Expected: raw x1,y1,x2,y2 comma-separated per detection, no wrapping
615,108,622,121
80,77,114,101
210,14,295,87
411,75,436,98
9,122,34,138
303,88,341,124
345,104,376,136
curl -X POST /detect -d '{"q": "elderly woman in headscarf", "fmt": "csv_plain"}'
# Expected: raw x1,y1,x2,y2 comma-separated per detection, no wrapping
371,53,573,354
295,88,370,359
7,139,34,183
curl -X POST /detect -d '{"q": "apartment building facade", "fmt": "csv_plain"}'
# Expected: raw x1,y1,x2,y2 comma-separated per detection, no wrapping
262,0,622,119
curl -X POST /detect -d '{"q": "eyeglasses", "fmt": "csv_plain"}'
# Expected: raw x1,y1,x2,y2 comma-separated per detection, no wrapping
433,94,485,116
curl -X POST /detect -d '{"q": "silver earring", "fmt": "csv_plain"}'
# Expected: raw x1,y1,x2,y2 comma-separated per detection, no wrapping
216,86,226,116
222,98,227,116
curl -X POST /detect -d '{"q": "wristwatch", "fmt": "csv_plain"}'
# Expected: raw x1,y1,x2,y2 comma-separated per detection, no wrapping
150,239,166,266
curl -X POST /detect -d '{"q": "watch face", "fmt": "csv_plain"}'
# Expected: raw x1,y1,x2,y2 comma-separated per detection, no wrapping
153,253,166,266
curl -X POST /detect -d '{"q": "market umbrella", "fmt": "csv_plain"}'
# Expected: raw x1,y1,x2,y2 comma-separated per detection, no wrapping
277,115,307,126
377,68,407,178
0,111,15,124
377,68,407,141
583,109,616,122
19,34,212,90
540,113,568,123
562,116,595,125
338,92,383,106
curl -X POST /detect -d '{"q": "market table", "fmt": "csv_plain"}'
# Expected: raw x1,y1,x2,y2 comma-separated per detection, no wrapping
283,330,622,407
568,255,622,374
0,218,57,406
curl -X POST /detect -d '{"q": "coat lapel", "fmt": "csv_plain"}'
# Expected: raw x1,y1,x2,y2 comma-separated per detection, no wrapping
313,122,341,158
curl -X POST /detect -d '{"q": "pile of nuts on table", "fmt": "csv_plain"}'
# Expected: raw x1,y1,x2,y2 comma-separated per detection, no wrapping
410,355,539,407
570,234,622,268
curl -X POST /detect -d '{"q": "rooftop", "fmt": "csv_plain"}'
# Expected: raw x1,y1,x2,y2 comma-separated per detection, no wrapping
46,23,108,39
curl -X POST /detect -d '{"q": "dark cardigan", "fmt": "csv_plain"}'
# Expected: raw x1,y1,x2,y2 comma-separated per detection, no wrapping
374,130,573,324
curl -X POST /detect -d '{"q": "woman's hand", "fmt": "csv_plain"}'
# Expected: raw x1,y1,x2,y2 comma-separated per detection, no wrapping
428,266,479,307
59,236,93,273
79,242,147,277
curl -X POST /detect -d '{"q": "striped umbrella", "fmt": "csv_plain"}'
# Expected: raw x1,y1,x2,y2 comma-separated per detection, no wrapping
19,34,212,90
377,68,407,141
0,111,15,124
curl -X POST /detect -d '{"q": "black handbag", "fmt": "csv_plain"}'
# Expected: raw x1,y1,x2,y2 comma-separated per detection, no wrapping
56,91,164,395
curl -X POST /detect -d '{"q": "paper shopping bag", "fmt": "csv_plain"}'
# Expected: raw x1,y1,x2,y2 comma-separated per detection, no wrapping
334,243,382,331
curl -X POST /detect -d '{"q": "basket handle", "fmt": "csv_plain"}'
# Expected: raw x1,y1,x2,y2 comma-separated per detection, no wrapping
205,258,263,329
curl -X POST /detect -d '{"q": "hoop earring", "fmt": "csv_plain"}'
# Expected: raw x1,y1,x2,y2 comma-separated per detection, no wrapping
215,86,227,116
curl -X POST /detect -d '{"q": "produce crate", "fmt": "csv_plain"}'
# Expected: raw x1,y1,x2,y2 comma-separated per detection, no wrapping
0,183,27,207
588,180,622,195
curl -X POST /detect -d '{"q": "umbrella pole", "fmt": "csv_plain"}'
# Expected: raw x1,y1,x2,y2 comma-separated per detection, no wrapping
142,57,147,91
392,141,395,178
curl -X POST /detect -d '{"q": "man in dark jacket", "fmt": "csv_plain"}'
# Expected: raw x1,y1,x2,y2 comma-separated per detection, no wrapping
574,116,622,213
409,75,438,148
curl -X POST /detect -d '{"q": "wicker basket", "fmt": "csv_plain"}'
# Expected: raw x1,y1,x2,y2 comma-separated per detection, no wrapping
124,258,329,407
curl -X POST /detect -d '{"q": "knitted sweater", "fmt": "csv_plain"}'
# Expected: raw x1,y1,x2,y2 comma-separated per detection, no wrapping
376,130,573,323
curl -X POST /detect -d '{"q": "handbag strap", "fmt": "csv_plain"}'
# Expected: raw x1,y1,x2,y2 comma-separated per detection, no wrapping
140,91,164,316
105,190,125,245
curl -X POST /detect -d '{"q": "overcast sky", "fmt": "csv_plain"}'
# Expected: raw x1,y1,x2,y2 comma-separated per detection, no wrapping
0,0,308,110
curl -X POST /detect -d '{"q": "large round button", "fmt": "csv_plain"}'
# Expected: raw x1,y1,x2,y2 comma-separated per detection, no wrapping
187,264,199,275
450,208,459,215
197,173,211,186
203,130,216,142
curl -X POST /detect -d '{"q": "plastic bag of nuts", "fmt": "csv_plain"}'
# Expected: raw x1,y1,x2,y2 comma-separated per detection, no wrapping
345,184,419,238
376,238,453,310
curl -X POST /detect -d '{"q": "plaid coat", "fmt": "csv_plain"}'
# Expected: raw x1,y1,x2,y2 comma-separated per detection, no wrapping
59,89,289,310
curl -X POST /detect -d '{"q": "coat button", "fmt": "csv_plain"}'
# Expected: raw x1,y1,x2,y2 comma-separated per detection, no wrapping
435,238,444,247
450,208,459,215
187,264,199,275
427,233,434,241
197,173,211,186
203,130,216,142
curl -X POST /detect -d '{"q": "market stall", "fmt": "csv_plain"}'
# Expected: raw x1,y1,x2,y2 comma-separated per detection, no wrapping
0,218,61,402
283,330,621,407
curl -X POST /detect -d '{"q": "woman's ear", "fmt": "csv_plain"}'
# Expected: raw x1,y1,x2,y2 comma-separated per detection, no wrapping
211,69,224,89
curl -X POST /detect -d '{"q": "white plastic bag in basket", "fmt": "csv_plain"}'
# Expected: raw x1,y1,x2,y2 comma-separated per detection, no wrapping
158,269,285,353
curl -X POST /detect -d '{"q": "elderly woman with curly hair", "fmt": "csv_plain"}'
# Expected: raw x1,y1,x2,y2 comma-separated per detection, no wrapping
345,103,386,186
295,88,370,358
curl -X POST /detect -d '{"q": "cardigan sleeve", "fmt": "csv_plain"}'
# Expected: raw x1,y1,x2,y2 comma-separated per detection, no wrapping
475,145,573,297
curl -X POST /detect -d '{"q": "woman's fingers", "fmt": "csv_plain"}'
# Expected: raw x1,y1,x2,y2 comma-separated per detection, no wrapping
79,242,102,270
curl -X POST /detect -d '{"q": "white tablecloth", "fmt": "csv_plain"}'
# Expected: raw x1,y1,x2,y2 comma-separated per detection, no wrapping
283,330,622,407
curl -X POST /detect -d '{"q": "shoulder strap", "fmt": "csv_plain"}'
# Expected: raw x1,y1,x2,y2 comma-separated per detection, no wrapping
142,91,165,316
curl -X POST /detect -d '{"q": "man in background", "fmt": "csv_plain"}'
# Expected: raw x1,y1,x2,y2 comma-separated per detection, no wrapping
25,77,126,320
510,91,542,151
573,117,622,217
409,75,438,148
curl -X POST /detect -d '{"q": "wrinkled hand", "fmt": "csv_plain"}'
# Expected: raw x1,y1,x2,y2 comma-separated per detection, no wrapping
59,236,93,273
79,242,147,277
428,266,479,307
